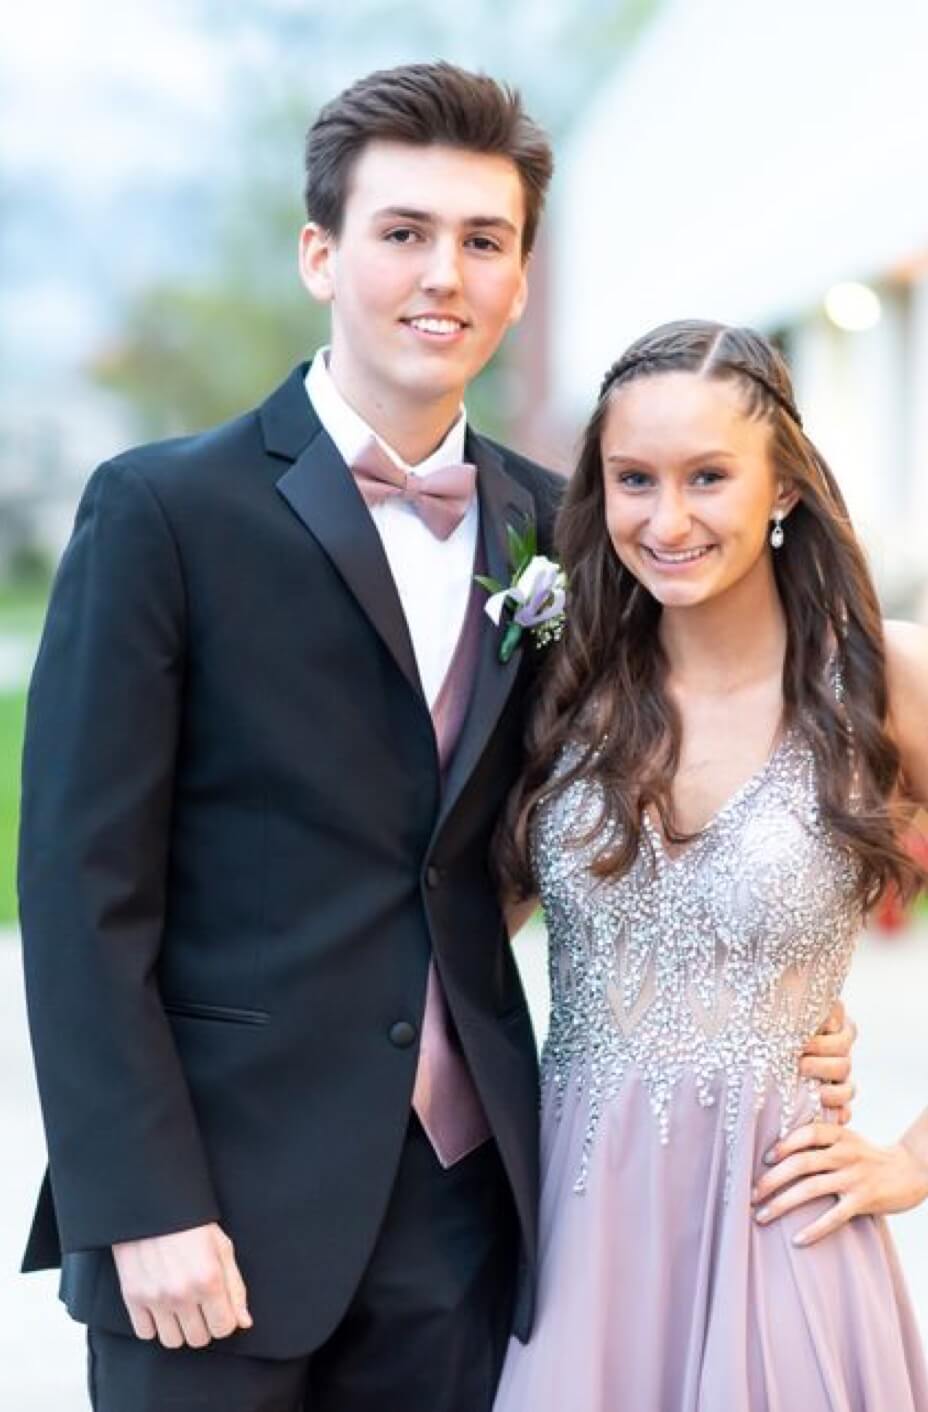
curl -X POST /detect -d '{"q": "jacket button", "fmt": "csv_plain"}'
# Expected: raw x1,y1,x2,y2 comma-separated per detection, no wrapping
389,1020,417,1048
425,865,442,889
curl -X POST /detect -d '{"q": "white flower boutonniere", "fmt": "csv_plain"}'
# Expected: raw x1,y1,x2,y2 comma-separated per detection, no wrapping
476,523,567,663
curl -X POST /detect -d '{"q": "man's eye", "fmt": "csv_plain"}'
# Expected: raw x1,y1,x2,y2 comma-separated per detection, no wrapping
467,235,502,253
384,228,421,244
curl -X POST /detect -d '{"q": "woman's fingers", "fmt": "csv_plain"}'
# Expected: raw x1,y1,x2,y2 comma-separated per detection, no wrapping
799,1054,851,1083
792,1195,859,1247
754,1127,928,1243
752,1121,843,1205
801,1018,857,1058
754,1170,849,1227
817,1079,856,1120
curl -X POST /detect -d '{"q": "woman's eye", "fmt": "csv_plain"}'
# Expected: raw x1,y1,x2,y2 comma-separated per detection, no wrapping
617,471,652,490
692,468,726,486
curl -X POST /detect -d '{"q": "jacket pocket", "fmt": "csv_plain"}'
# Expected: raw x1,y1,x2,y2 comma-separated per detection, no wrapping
162,999,270,1026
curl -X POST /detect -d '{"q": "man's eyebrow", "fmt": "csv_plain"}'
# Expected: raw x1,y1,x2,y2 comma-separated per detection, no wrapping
372,206,519,235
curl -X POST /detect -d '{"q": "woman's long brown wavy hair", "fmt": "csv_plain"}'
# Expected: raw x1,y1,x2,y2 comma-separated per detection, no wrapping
500,319,924,909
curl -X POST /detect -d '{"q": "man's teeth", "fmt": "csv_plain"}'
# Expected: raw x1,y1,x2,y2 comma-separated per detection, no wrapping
648,546,713,563
409,317,463,334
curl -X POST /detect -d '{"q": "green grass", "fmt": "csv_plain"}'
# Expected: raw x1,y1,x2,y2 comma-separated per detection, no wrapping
0,690,26,923
0,580,50,636
0,579,47,923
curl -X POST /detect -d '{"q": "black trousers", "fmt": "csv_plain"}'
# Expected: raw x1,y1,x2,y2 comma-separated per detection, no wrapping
86,1117,519,1412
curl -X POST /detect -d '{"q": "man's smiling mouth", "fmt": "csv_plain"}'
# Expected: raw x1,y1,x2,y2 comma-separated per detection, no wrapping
403,316,469,336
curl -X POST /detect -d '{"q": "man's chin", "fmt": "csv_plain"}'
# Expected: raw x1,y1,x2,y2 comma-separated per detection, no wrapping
396,369,472,408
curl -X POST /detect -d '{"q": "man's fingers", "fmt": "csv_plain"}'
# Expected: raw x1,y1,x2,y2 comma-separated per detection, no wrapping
152,1309,185,1350
217,1235,252,1329
175,1303,212,1350
124,1301,157,1341
112,1225,250,1344
201,1295,238,1341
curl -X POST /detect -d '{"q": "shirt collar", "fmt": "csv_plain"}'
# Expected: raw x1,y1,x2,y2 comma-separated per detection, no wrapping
305,348,468,477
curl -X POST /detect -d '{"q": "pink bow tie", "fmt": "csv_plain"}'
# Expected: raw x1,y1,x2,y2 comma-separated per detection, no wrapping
351,438,477,541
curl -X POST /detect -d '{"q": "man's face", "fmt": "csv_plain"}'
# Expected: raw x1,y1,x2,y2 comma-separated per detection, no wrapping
300,141,529,422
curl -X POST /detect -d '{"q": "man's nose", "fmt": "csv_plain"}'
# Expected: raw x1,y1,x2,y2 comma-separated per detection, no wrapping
420,237,463,294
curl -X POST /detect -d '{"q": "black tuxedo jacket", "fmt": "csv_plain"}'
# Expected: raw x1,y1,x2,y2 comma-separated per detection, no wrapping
18,363,563,1358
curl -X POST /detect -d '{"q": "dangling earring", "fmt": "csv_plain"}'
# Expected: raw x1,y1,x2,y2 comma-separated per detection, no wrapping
770,510,785,549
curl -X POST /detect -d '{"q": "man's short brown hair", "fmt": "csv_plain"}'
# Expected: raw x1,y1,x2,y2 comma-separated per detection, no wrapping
305,62,554,258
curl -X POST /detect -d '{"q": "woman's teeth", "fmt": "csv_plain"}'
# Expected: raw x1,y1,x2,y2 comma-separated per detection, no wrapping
646,546,714,564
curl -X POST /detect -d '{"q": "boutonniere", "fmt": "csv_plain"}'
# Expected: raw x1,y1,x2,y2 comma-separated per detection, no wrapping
476,523,567,663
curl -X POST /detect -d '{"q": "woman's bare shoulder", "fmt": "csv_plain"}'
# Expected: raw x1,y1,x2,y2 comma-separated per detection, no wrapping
884,619,928,693
883,619,928,803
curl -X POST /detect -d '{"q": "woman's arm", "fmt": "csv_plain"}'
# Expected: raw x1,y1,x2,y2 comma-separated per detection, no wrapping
750,619,928,1245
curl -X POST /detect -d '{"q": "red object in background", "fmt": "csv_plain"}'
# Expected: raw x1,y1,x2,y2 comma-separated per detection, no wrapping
872,826,928,935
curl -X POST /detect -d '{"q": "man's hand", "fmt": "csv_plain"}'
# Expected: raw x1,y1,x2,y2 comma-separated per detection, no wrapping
798,998,857,1124
112,1222,252,1348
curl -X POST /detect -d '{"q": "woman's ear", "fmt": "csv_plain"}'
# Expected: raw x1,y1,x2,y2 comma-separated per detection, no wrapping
774,481,801,519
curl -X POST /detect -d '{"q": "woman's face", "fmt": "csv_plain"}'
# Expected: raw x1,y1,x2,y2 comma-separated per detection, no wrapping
600,371,792,612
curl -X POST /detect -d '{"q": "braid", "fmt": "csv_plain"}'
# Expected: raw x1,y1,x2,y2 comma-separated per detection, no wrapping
736,368,804,428
599,347,804,429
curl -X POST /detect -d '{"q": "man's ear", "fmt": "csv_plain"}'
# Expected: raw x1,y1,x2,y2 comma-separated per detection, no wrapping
299,223,337,304
506,261,530,329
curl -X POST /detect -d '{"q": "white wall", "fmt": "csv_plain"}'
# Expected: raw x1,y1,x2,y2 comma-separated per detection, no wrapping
552,0,928,594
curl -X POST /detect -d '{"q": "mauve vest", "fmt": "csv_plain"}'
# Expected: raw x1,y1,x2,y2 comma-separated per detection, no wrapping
411,542,492,1166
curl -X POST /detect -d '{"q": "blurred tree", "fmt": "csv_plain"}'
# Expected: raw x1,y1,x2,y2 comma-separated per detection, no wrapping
90,0,660,439
90,93,325,439
194,0,659,137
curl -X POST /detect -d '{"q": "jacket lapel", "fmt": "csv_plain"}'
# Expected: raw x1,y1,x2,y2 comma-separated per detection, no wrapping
436,431,535,832
261,368,423,702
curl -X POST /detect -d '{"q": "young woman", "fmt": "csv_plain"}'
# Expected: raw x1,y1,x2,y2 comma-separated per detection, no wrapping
494,321,928,1410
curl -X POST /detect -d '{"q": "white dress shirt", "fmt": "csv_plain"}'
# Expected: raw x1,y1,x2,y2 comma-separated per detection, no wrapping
305,351,479,709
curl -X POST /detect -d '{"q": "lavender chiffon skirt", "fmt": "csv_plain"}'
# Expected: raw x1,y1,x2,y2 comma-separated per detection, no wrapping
495,1067,928,1412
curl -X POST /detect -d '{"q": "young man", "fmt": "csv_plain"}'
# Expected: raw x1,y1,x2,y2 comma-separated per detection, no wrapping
19,62,856,1412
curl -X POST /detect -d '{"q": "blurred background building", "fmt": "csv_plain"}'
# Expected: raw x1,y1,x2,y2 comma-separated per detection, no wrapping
550,0,928,615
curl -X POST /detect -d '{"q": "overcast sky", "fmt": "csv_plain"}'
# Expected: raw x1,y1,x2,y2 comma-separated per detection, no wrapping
1,0,235,417
2,1,225,187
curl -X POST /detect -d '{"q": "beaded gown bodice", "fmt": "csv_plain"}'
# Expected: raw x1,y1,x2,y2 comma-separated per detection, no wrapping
535,726,864,1190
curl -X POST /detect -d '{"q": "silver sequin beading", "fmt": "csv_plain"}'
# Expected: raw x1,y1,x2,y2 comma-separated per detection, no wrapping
533,727,863,1192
